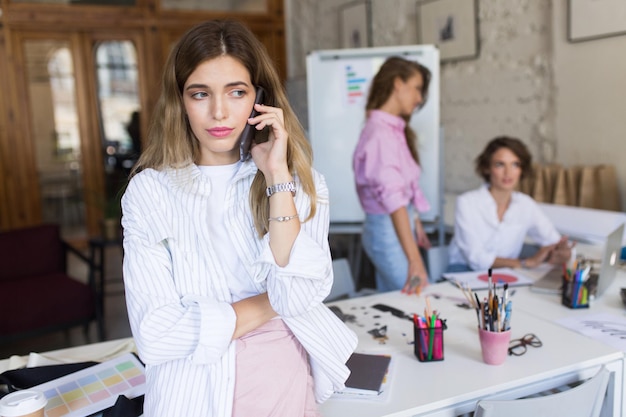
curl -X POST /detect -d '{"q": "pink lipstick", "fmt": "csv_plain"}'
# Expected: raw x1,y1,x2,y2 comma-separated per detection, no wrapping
207,127,234,138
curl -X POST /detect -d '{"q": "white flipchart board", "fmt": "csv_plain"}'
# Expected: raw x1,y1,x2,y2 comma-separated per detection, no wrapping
306,45,440,224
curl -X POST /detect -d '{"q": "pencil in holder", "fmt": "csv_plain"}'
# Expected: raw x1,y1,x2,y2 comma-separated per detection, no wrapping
413,319,446,362
561,275,590,309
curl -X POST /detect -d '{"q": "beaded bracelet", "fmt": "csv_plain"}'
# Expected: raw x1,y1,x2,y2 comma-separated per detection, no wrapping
268,214,298,222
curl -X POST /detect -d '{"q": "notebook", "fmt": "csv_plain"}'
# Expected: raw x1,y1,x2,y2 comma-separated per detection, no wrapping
340,353,391,396
531,223,624,297
529,265,564,294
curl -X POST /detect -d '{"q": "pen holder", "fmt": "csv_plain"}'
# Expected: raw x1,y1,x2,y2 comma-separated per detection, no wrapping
413,320,446,362
561,276,590,309
478,328,511,366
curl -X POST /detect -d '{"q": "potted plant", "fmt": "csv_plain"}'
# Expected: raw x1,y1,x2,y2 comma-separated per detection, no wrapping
101,195,122,241
86,178,127,241
103,177,129,240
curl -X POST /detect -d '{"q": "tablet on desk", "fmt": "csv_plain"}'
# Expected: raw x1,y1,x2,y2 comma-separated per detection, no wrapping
530,266,563,294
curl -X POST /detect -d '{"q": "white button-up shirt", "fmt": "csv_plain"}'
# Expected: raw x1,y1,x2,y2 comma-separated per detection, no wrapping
448,185,561,270
122,161,357,417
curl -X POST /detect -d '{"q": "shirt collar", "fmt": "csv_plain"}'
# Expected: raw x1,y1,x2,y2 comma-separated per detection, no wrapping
369,109,406,132
165,159,258,195
482,183,522,207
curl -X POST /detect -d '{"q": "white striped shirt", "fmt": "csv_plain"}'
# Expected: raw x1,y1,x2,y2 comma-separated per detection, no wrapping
448,185,562,270
121,161,357,417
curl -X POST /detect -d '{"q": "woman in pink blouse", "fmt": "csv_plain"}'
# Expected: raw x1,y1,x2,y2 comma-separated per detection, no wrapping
353,56,431,293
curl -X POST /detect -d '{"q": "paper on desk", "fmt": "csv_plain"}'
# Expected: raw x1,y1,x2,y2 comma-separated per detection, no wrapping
443,267,534,290
26,338,137,367
557,313,626,352
1,338,137,372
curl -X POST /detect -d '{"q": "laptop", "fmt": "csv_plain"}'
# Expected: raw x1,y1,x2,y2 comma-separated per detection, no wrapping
531,223,624,297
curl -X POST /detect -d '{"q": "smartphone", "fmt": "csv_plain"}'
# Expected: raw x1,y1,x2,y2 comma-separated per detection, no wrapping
239,86,269,162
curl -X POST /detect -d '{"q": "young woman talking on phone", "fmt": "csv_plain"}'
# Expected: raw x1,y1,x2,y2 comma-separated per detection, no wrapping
121,20,356,417
353,56,432,294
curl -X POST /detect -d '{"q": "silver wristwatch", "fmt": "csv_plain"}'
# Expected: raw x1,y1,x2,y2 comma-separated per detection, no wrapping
266,181,296,197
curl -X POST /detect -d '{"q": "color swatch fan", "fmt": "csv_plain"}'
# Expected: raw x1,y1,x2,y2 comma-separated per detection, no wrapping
30,352,145,417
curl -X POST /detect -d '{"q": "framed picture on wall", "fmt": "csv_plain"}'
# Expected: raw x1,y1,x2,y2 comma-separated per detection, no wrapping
417,0,479,62
568,0,626,43
339,0,372,48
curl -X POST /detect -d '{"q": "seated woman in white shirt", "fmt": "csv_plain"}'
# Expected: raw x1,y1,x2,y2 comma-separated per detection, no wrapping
447,136,572,272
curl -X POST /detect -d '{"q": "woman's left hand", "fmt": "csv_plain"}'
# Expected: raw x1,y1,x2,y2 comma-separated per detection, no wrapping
249,103,289,177
402,259,429,295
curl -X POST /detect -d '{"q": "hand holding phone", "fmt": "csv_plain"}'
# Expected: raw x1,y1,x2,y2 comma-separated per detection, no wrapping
239,86,270,162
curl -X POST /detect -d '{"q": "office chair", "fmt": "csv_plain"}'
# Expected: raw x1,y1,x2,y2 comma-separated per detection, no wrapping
325,258,376,302
474,366,610,417
423,245,449,282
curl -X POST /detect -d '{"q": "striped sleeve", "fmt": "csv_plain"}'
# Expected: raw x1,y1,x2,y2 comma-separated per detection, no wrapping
122,172,236,366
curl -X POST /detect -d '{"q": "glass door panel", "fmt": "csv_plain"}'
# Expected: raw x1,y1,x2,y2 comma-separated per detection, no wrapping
94,40,140,220
24,39,86,239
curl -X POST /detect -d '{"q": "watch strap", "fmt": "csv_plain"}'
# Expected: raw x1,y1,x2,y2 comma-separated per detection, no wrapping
266,181,296,197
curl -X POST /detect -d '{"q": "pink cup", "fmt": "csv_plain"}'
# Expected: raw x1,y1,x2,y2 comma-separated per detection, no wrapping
478,328,511,365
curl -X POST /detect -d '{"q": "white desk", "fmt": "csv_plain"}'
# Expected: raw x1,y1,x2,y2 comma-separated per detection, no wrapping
2,266,624,417
321,268,626,417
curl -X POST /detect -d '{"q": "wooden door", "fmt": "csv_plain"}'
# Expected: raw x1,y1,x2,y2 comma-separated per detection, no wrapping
9,29,146,240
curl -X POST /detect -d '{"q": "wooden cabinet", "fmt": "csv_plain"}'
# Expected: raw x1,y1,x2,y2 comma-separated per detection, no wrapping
0,0,285,240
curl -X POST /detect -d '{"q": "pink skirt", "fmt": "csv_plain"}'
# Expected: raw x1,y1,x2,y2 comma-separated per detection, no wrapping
232,318,320,417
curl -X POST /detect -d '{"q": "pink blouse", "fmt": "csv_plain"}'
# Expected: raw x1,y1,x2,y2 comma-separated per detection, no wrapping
353,110,430,215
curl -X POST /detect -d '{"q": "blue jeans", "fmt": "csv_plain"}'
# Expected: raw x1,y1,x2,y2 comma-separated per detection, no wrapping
362,210,415,292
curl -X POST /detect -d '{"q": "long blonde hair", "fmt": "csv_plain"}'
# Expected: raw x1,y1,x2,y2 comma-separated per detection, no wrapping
365,56,431,165
132,20,316,237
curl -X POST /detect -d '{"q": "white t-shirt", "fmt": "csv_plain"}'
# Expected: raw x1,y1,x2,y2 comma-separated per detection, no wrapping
198,162,256,302
448,185,561,270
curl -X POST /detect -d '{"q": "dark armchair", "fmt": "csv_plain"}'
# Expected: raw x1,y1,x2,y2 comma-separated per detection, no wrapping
0,224,104,344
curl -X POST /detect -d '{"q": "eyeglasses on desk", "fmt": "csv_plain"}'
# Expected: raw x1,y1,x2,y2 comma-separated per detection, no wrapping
508,333,542,356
